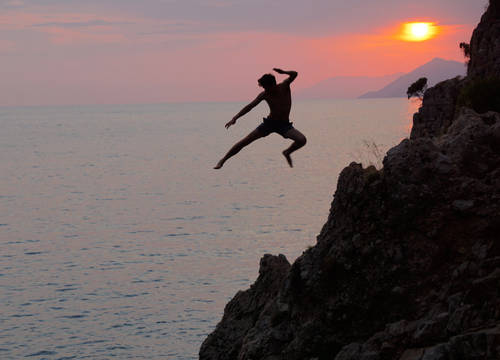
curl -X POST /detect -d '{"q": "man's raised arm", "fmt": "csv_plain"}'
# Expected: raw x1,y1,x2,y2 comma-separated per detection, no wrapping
225,92,265,129
273,68,298,84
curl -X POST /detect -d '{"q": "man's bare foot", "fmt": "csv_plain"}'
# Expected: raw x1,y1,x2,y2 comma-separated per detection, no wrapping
214,161,224,169
282,150,293,168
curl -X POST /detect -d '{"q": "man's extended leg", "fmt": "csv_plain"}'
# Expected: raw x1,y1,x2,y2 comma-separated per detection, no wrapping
214,129,264,169
282,128,307,168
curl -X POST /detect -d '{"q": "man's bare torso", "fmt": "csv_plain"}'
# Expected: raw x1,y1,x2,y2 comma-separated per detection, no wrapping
263,82,292,122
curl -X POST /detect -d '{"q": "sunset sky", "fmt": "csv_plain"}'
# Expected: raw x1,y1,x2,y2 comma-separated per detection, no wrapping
0,0,488,106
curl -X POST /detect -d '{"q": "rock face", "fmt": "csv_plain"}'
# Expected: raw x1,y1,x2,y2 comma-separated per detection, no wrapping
468,0,500,79
410,76,462,139
201,254,291,359
411,0,500,140
200,2,500,360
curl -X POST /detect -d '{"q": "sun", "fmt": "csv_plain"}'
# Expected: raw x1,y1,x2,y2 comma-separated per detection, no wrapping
401,22,438,42
411,23,430,38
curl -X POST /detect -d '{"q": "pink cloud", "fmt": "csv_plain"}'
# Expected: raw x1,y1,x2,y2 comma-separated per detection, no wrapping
0,8,475,106
40,26,126,45
4,0,24,7
0,39,15,52
0,10,137,44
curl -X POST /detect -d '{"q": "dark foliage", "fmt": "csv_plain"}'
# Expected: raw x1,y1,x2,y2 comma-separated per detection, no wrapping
458,77,500,113
460,42,471,59
407,77,428,100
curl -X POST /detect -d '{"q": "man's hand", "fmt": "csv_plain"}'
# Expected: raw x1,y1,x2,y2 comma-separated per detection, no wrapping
226,93,264,130
274,68,297,84
225,118,236,129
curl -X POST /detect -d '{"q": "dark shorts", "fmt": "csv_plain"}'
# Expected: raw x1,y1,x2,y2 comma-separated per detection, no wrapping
256,117,294,138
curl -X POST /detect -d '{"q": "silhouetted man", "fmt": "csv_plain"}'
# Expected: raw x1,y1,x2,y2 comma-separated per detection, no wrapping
214,68,307,169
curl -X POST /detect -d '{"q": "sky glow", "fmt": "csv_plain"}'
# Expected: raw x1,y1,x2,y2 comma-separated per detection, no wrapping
0,0,488,106
401,22,439,41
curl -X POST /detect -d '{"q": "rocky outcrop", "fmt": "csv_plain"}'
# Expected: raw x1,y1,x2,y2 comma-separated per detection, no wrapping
200,2,500,359
200,254,291,360
468,0,500,79
410,76,462,139
411,0,500,140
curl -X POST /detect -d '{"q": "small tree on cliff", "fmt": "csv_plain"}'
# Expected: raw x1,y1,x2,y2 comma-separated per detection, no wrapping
460,42,471,59
460,42,471,66
407,77,428,100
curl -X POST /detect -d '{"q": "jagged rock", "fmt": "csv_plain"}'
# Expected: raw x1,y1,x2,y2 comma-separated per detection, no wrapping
200,2,500,359
199,254,290,360
420,344,449,360
468,0,500,79
412,0,500,139
410,77,463,139
334,343,379,360
399,348,425,360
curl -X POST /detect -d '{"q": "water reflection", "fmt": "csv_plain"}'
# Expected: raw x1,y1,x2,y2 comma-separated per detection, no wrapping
0,99,412,358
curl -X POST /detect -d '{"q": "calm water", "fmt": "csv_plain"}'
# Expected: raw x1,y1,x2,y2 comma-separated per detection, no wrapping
0,99,416,359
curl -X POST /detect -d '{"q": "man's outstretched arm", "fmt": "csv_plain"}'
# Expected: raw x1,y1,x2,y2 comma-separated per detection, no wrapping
273,68,298,84
225,92,265,129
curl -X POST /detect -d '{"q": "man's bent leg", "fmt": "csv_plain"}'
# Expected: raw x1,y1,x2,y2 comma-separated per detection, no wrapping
282,128,307,168
214,129,264,169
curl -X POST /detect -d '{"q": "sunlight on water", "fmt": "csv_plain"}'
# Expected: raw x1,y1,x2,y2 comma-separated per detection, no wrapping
0,99,415,359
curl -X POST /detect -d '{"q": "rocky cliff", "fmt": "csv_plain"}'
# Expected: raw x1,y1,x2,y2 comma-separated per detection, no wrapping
468,0,500,79
200,2,500,359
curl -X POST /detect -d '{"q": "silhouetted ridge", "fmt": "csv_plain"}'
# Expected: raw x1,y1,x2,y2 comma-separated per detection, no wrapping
200,2,500,359
359,58,465,99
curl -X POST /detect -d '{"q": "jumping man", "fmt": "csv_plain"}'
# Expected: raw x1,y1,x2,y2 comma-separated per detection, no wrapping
214,68,307,169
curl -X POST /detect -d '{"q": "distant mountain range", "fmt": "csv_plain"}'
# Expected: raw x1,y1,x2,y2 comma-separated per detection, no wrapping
295,73,403,99
359,58,466,98
295,58,466,100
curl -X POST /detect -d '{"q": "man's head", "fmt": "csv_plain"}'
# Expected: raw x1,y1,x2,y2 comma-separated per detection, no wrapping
258,74,276,90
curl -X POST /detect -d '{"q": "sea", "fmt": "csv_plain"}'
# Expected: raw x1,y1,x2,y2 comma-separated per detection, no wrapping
0,98,417,359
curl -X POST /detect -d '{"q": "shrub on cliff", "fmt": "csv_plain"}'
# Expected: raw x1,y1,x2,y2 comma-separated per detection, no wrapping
458,77,500,113
459,42,471,59
407,77,428,100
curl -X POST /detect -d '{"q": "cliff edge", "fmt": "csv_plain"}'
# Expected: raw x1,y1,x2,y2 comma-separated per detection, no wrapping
200,2,500,359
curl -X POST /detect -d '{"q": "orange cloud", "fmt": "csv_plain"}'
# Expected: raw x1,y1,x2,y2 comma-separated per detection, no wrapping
399,22,439,42
0,8,475,106
371,21,466,43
